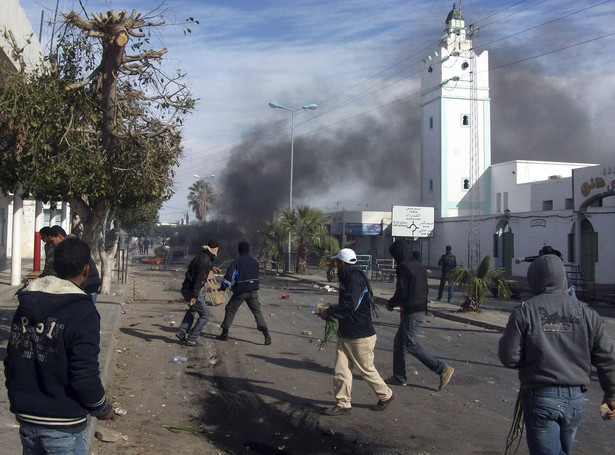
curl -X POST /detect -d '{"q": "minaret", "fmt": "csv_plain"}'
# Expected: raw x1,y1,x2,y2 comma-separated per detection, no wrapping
419,3,491,218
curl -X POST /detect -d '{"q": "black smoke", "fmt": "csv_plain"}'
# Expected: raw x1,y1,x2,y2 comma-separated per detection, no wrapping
217,101,421,232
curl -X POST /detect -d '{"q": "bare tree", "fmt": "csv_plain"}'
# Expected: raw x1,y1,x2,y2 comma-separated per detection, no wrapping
0,8,197,293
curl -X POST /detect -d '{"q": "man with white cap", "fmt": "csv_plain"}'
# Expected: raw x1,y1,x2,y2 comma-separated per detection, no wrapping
176,240,221,346
318,248,394,415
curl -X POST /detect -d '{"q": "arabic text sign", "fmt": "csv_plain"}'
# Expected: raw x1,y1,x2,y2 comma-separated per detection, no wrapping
391,205,434,238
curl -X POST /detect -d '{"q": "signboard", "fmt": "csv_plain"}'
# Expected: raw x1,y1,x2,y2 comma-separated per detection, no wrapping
345,223,382,236
391,205,434,238
572,165,615,211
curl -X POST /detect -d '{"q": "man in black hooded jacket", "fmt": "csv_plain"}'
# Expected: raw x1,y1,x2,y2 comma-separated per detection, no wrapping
384,239,455,390
176,240,220,346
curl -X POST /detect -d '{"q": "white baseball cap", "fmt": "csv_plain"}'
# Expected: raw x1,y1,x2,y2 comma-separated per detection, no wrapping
331,248,357,264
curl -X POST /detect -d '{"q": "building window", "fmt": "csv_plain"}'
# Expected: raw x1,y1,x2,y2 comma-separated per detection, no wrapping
429,179,434,192
565,198,573,210
589,199,603,208
503,192,509,211
461,114,470,127
542,200,553,211
496,193,501,213
462,178,470,191
429,117,434,130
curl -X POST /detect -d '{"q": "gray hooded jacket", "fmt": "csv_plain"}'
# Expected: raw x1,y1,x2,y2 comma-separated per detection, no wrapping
498,254,615,400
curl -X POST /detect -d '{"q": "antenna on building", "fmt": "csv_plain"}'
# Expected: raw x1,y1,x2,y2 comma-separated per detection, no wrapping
467,23,481,270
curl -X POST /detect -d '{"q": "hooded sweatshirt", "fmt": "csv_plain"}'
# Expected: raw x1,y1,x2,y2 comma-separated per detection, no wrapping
328,265,376,339
3,276,111,430
387,239,428,314
498,255,615,400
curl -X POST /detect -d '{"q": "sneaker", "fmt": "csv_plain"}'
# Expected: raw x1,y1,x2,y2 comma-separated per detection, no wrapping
175,331,186,344
216,331,228,341
439,365,455,391
184,339,199,347
321,405,351,416
263,330,272,345
372,391,395,411
384,376,407,387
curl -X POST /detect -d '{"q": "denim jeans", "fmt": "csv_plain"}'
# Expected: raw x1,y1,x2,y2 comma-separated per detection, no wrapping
522,386,585,455
19,423,87,455
393,311,445,383
178,297,209,341
437,275,453,301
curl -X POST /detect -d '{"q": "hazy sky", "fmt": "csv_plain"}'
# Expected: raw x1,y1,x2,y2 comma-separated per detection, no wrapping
20,0,615,225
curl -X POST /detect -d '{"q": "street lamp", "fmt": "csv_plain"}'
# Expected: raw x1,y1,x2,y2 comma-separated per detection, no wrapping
268,101,318,273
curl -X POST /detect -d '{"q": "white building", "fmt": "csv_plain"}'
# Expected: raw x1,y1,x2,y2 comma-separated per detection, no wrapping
1,1,72,283
417,5,614,289
329,4,614,292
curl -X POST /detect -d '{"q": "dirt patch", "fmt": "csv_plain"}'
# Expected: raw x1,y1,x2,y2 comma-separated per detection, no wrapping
92,266,376,455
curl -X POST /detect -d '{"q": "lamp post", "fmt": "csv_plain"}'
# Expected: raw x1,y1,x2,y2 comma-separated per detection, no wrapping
268,102,318,273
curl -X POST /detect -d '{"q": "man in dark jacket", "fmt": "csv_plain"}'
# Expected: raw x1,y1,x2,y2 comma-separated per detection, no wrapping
498,254,615,454
318,248,394,416
437,245,457,302
41,225,102,302
385,239,454,390
176,240,220,346
4,237,114,454
216,241,271,344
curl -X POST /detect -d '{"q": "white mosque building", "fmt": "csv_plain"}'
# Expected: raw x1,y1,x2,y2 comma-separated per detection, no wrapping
329,4,614,294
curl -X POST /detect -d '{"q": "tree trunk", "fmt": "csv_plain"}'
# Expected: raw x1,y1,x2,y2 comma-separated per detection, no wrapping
99,220,120,295
297,237,309,274
69,197,112,294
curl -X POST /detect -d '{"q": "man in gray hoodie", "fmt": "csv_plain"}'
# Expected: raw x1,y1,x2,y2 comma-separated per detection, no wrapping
499,254,615,454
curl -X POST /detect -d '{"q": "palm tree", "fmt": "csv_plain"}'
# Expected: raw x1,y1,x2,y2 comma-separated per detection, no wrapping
258,221,285,269
313,236,341,282
280,206,329,274
450,254,514,312
187,179,215,223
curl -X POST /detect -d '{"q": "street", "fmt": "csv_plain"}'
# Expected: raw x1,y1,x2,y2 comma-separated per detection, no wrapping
93,266,614,454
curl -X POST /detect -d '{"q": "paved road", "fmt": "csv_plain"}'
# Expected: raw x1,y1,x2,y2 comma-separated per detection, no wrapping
210,274,614,454
1,261,614,454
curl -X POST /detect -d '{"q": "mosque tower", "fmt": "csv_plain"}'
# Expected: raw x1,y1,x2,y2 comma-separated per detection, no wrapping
419,3,491,218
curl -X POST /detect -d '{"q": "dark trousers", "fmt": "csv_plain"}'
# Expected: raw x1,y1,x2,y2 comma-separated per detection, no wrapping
221,290,268,332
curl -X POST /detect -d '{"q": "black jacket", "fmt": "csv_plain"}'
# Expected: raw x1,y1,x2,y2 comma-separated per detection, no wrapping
221,253,260,293
83,258,101,294
3,276,111,430
181,249,216,301
328,265,376,339
387,239,428,314
438,252,457,277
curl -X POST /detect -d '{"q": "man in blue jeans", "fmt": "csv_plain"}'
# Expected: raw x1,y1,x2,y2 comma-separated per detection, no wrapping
177,240,220,346
384,239,454,390
499,254,615,454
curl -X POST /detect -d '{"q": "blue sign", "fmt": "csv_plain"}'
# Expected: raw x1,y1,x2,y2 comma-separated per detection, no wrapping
345,223,382,236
